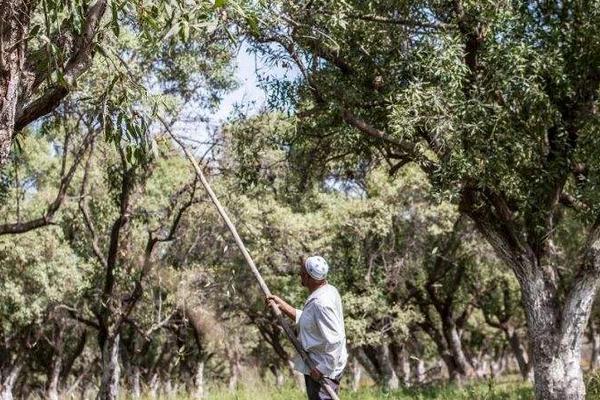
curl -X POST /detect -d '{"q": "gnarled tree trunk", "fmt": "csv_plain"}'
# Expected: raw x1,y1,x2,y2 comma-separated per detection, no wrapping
193,360,206,398
130,366,141,399
46,355,62,400
588,320,600,371
0,0,32,169
505,326,532,380
350,357,361,391
96,334,121,400
522,269,588,400
411,357,425,384
354,345,399,390
0,363,22,400
441,318,474,380
376,345,399,390
462,184,600,400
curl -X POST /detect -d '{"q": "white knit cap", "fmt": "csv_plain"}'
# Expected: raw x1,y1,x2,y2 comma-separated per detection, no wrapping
304,256,329,280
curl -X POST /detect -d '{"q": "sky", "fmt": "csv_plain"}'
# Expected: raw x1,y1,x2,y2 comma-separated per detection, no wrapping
201,42,295,137
213,45,269,123
171,41,298,156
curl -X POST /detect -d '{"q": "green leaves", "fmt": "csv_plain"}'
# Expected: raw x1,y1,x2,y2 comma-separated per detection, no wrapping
0,228,90,330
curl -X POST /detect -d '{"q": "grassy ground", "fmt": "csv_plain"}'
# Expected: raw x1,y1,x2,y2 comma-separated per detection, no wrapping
130,371,600,399
203,381,533,400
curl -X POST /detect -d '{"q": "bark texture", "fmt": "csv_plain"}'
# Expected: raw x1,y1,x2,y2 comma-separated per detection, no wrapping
46,356,62,400
462,188,600,400
96,334,121,400
0,0,107,169
0,363,22,400
0,0,32,169
588,321,600,371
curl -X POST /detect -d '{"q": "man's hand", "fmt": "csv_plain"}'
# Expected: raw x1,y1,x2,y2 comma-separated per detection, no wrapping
265,294,298,321
266,294,282,308
309,367,323,381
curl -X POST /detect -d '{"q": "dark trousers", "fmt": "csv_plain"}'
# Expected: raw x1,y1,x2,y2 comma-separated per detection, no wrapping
304,374,341,400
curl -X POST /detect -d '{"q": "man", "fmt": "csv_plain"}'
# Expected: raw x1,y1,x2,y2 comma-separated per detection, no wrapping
267,255,347,400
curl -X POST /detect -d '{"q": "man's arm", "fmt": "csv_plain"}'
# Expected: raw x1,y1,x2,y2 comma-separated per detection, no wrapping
266,295,300,322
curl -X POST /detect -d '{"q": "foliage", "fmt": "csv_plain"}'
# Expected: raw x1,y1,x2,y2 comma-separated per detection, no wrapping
0,227,90,330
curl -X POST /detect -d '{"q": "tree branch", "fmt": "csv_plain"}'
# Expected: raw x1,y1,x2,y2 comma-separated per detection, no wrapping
55,304,100,330
115,176,198,330
339,12,449,30
0,128,95,235
14,0,108,132
561,218,600,344
341,109,437,175
78,143,108,268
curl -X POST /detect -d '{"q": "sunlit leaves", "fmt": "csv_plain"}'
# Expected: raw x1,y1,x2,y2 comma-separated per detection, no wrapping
0,228,91,330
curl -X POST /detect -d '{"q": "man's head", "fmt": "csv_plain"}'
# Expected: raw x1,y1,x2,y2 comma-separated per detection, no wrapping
300,255,329,288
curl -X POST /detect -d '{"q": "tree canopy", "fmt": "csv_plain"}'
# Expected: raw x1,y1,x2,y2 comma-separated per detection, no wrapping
1,1,600,400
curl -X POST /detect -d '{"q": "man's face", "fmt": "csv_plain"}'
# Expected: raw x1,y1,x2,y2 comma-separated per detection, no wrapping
299,263,310,288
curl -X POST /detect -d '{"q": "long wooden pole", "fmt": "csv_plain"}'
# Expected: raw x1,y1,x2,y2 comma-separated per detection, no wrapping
168,131,341,400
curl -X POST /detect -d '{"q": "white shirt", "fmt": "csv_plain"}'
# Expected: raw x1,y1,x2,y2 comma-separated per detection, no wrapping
292,284,348,378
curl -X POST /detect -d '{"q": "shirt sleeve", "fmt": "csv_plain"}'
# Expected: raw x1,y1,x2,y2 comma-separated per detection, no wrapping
305,303,344,376
295,308,303,325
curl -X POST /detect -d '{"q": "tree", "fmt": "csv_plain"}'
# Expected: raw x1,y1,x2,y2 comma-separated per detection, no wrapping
0,0,107,169
70,136,200,400
0,0,236,170
474,268,531,380
0,226,90,400
218,113,498,386
243,2,600,398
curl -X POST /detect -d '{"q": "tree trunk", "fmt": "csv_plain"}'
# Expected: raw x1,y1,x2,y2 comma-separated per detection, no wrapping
163,360,176,398
505,327,532,380
353,347,379,382
287,360,305,389
193,361,205,399
592,332,600,371
442,354,460,383
530,344,584,400
47,355,62,400
163,378,173,398
228,358,240,391
521,266,593,400
419,320,469,383
377,345,399,390
441,318,474,379
350,357,361,391
358,344,400,389
588,320,600,371
96,334,121,400
149,373,160,400
411,358,425,384
0,363,22,400
131,366,141,399
61,331,88,383
0,0,32,170
464,197,600,400
227,347,242,391
399,352,410,387
275,369,285,388
474,358,489,379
